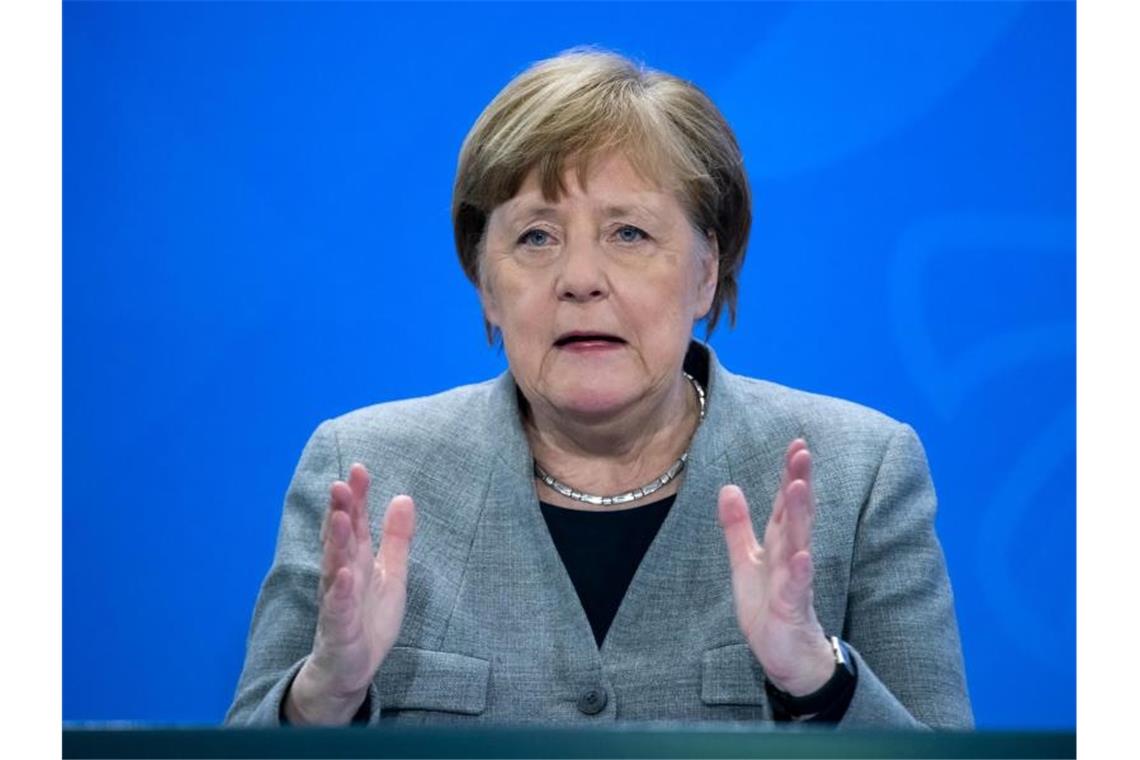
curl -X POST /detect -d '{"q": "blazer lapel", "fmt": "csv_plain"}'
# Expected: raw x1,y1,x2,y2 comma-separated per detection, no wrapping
476,343,803,674
478,371,604,668
599,343,801,666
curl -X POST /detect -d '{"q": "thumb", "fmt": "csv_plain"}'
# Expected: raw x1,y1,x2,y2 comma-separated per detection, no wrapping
376,495,415,586
718,485,760,571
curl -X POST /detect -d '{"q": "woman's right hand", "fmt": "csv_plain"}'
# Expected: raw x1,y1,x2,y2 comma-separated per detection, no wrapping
284,463,416,725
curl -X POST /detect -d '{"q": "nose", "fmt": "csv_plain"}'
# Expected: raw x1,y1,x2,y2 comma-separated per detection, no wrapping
556,237,609,303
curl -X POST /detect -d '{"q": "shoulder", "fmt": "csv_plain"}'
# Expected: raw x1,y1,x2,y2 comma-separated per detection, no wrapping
330,377,499,430
318,377,503,466
724,372,904,438
714,369,914,480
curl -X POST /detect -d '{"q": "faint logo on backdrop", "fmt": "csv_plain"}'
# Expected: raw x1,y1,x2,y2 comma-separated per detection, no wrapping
889,213,1075,668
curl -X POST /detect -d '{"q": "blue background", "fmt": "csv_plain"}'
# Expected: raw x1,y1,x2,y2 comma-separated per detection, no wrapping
63,1,1075,728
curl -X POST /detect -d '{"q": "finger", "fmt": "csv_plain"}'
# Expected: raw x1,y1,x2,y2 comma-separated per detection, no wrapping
377,495,416,586
784,478,815,559
777,549,815,614
347,463,372,545
787,445,811,486
785,438,808,469
773,439,807,525
319,478,353,554
764,453,796,554
782,439,807,485
761,490,787,562
348,463,369,501
770,444,811,545
319,566,357,628
319,479,354,567
786,447,814,557
718,485,761,574
329,482,357,562
320,509,354,598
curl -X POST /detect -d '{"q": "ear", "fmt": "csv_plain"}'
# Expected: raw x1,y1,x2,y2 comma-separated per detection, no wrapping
694,230,719,319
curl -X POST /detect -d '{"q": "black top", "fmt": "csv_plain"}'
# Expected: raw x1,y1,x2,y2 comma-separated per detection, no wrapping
539,495,676,648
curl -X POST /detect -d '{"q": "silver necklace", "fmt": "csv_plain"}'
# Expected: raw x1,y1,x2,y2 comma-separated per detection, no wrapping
533,372,707,507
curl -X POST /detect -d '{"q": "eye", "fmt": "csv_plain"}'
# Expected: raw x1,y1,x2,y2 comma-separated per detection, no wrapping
518,228,555,247
614,225,649,244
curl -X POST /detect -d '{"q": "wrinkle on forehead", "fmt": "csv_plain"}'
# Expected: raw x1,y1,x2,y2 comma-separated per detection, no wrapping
527,146,680,206
500,152,676,222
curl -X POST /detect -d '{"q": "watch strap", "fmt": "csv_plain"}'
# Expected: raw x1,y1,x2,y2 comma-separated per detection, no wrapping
765,636,858,718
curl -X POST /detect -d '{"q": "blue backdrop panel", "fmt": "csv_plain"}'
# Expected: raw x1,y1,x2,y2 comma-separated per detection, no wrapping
63,1,1075,728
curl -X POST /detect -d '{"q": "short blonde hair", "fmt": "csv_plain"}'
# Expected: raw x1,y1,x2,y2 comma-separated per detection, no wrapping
452,48,752,336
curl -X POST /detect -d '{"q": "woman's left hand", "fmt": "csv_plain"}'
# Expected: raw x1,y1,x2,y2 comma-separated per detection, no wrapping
717,439,836,696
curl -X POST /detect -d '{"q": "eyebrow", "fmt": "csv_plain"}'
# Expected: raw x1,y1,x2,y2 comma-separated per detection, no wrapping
601,204,659,219
504,202,662,225
507,204,559,221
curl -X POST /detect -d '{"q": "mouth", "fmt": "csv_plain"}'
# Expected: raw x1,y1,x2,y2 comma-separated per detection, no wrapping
553,332,627,348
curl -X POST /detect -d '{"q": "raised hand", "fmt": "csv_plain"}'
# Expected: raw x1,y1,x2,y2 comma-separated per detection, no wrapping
284,463,416,724
717,439,835,696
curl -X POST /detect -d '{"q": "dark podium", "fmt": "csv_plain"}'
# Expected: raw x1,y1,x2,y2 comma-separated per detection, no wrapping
63,725,1075,759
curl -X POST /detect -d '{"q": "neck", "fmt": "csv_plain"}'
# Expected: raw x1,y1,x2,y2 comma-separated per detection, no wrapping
523,373,700,499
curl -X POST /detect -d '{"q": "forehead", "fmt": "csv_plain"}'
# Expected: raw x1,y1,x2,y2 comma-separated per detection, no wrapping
496,153,680,220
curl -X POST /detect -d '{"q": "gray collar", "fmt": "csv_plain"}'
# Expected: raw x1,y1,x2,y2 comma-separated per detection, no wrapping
485,340,738,481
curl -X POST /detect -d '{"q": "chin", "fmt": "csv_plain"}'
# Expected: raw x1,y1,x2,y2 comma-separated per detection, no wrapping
550,381,638,420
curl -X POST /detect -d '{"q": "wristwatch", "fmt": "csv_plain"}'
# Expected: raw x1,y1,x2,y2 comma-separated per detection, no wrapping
764,636,858,717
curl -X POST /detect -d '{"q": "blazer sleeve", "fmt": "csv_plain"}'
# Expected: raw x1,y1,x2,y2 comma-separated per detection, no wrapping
838,423,974,729
224,420,383,725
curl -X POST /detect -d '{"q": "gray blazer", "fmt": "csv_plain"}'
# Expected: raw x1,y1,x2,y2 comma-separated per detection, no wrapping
226,343,972,728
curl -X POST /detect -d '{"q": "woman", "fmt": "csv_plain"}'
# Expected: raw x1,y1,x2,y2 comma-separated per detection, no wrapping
226,50,972,728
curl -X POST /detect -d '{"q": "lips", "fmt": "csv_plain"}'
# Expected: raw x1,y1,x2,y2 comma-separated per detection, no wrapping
554,331,626,347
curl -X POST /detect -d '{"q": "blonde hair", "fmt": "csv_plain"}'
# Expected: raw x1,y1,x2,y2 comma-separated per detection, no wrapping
452,48,752,337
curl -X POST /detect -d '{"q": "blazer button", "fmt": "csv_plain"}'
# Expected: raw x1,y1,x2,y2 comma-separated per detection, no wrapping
577,687,607,715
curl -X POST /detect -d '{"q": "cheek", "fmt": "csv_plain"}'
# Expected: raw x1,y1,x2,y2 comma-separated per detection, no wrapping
484,264,531,325
491,279,555,357
628,272,697,329
501,286,549,330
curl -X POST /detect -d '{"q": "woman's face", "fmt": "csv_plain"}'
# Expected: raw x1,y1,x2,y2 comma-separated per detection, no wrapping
480,152,718,422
